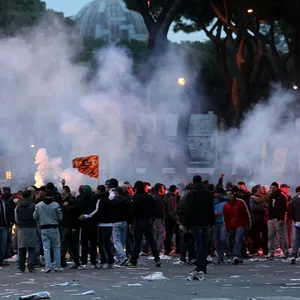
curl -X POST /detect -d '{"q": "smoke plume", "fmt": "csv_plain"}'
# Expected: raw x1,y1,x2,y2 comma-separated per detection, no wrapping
215,87,300,189
0,16,194,191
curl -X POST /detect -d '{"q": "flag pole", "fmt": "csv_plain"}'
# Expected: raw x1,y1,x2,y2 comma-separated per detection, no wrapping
97,156,100,186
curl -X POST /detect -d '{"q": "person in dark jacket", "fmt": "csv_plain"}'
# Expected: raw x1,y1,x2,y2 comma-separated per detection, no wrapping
60,186,81,269
177,184,195,264
126,181,161,267
78,185,98,269
267,182,288,259
0,192,13,267
96,186,115,268
182,175,215,277
153,183,166,254
164,185,179,256
2,187,15,259
15,190,37,272
250,185,268,256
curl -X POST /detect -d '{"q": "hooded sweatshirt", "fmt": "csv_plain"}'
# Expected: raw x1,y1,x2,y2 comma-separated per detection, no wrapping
15,198,36,228
33,197,63,228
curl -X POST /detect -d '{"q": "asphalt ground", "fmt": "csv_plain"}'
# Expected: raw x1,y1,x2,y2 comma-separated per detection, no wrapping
1,255,300,300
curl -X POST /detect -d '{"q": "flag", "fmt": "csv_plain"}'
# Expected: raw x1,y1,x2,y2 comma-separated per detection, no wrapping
72,155,99,179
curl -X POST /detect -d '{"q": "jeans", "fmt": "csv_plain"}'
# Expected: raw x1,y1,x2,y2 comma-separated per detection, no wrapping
41,228,61,269
227,227,245,260
0,227,8,264
131,219,159,265
215,223,228,261
193,226,208,273
268,219,288,254
154,218,164,252
19,247,36,271
98,226,114,265
113,221,128,262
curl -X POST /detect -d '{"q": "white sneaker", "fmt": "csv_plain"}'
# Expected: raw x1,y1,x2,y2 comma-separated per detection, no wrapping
54,268,63,272
99,264,108,269
91,264,98,269
77,264,87,270
207,255,213,263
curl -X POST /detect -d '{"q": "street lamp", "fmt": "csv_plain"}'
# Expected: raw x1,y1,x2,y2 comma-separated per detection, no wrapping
293,85,298,90
177,77,186,86
30,144,35,148
247,8,254,13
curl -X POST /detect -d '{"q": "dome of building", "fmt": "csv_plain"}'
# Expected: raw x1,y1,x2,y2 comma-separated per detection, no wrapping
75,0,148,42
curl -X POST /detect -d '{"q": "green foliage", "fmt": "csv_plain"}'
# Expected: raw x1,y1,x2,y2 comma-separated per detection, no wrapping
0,0,46,35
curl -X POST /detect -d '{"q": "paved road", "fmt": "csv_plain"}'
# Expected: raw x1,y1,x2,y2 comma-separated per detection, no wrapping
1,256,300,300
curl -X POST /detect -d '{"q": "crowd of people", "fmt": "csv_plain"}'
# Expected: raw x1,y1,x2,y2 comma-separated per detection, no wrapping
0,174,300,279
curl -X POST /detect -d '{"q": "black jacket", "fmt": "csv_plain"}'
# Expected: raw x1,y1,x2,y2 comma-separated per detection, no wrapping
133,192,157,220
96,192,112,224
290,195,300,222
153,194,165,219
61,195,80,228
182,183,215,227
78,192,98,224
0,199,12,227
15,198,36,228
177,194,186,223
250,195,267,225
268,191,287,221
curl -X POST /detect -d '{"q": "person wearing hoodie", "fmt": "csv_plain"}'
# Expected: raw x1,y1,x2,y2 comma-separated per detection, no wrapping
223,189,251,264
96,185,115,268
15,190,37,273
267,182,288,259
111,186,133,266
33,190,63,273
60,186,80,269
164,185,179,256
183,175,215,277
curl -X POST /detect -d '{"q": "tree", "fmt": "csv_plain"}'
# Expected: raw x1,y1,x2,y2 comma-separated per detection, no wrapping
124,0,185,51
174,0,299,123
0,0,47,35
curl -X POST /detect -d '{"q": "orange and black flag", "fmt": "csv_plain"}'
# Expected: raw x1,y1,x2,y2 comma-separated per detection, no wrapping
72,155,99,179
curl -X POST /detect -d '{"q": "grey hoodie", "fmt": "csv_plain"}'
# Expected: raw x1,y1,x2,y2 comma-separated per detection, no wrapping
33,197,63,227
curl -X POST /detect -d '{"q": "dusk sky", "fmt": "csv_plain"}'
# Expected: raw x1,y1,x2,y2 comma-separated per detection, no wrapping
44,0,207,43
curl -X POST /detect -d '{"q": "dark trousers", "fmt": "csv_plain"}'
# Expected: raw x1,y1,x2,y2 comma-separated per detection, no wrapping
19,247,35,271
61,227,80,266
164,219,176,255
126,226,133,257
251,223,268,255
81,223,98,265
98,227,114,265
193,226,208,273
180,230,195,262
131,219,159,265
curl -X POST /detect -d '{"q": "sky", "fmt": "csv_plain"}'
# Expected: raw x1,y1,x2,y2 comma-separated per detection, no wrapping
44,0,207,43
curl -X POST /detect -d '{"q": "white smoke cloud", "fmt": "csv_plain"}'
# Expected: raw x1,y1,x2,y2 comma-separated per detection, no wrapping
215,87,300,189
0,16,194,191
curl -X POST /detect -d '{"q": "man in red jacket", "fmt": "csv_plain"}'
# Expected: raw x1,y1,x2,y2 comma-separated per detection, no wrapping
224,189,251,264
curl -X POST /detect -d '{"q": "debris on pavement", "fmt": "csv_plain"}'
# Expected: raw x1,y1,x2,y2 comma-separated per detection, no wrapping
19,291,51,300
127,283,143,287
71,290,95,296
50,282,80,287
141,272,169,281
